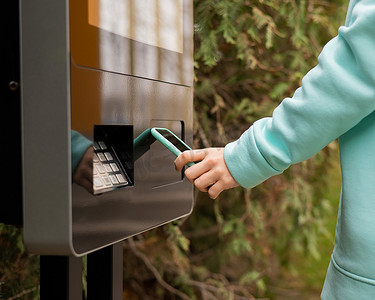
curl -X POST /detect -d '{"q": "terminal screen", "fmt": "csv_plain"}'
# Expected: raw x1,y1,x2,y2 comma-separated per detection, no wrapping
88,0,183,53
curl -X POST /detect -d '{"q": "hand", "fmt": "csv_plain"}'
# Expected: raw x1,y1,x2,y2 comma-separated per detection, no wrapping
174,148,239,199
73,147,94,194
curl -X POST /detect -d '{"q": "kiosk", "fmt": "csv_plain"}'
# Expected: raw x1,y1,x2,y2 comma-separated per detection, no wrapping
21,0,194,257
16,0,194,298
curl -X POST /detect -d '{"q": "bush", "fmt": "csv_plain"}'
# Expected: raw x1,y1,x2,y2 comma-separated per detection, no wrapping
124,0,347,299
1,1,347,299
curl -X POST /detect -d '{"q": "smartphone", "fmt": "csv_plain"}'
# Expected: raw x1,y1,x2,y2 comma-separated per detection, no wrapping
150,127,195,167
133,128,156,161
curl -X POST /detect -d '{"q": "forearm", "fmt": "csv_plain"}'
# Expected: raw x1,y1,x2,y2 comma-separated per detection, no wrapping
225,0,375,188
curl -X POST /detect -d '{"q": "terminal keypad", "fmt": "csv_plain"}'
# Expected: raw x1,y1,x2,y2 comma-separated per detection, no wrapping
93,140,129,194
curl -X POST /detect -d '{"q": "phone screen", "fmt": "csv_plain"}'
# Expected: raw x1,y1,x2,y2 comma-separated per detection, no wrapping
155,129,191,152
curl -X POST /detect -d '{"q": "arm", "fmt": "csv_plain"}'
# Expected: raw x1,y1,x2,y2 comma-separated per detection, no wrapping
176,0,375,195
71,130,93,193
225,0,375,188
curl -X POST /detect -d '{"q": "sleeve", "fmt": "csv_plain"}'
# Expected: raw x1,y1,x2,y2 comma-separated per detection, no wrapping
71,130,93,174
224,0,375,188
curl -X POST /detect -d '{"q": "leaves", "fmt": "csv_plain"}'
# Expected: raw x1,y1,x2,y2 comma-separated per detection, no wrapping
189,0,346,297
1,0,348,299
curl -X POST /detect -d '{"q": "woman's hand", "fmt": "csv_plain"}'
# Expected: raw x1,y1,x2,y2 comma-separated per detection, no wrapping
174,148,239,199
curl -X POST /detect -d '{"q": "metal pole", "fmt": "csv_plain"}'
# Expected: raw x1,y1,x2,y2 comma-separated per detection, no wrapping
40,256,83,300
87,242,123,300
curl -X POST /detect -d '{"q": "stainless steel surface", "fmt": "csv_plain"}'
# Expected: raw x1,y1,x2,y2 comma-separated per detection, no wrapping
21,0,73,255
71,63,194,254
70,0,192,86
21,0,194,256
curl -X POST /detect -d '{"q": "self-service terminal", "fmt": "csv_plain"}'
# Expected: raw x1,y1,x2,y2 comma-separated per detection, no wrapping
21,0,194,256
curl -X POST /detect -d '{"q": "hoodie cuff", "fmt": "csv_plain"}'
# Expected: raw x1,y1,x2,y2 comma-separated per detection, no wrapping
71,130,93,174
224,125,282,188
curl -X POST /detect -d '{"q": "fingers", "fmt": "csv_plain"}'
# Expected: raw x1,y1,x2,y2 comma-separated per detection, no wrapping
174,149,207,171
193,169,228,199
192,170,216,192
207,183,220,199
175,147,239,199
193,175,226,199
184,159,212,184
207,176,237,199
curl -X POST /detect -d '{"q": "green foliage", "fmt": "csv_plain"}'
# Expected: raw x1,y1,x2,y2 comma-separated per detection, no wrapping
1,0,347,299
124,0,347,299
0,224,39,300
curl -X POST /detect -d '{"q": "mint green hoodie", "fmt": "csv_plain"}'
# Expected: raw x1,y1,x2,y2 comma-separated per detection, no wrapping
71,130,92,173
224,0,375,298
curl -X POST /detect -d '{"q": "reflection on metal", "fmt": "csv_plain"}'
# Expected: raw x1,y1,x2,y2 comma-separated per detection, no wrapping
69,0,194,255
93,125,134,195
133,125,190,187
88,0,183,53
133,128,155,162
70,0,193,86
21,0,194,256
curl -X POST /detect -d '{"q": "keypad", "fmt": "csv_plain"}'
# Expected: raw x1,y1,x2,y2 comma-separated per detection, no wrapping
93,140,129,194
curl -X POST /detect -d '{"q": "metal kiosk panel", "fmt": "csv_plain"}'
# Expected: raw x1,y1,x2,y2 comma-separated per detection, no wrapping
21,0,194,256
